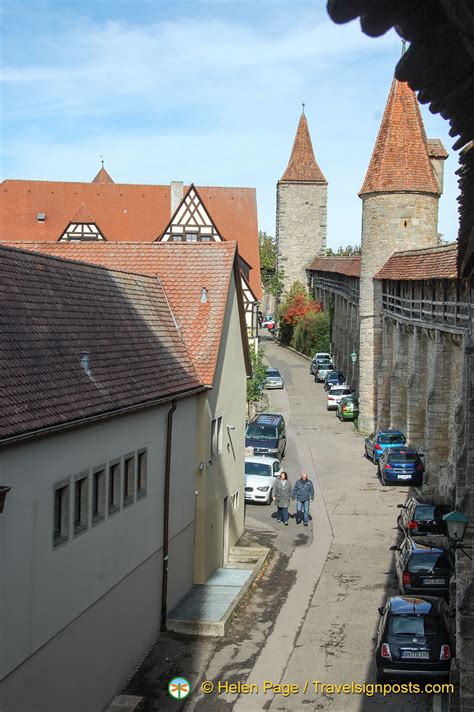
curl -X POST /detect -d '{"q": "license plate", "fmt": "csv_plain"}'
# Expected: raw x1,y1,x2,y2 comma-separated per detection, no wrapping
422,578,446,585
401,650,430,660
397,474,412,479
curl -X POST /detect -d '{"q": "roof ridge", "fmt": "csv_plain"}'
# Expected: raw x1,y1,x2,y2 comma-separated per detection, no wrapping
390,242,457,257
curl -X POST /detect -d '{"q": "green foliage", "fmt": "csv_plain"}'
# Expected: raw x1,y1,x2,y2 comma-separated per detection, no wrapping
291,311,331,357
259,231,285,298
277,281,321,346
326,244,361,256
246,344,267,403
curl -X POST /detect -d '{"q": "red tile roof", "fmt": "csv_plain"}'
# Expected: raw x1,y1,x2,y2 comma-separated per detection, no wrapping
0,245,204,442
0,179,262,299
360,79,439,196
70,203,96,223
306,256,361,277
280,113,327,184
374,243,458,280
1,241,243,385
427,139,448,160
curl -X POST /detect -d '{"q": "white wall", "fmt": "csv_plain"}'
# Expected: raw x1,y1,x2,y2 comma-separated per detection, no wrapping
0,397,199,710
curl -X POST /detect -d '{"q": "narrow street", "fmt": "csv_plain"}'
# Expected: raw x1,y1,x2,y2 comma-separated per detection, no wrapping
127,334,434,711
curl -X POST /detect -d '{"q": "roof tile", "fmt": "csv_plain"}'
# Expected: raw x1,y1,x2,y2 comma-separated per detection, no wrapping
374,243,458,280
307,256,361,277
280,113,327,184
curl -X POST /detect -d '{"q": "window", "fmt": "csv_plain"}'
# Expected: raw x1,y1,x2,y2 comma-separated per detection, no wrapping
185,232,198,242
231,491,240,512
108,461,121,515
74,475,89,535
123,455,135,506
53,482,70,547
211,416,223,455
92,467,106,523
137,449,147,498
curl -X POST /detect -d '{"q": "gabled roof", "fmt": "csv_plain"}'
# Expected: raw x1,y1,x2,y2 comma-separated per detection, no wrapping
0,179,262,298
92,166,115,184
1,241,250,385
360,79,439,196
0,245,204,443
306,256,361,278
280,112,327,184
374,243,458,281
158,184,223,243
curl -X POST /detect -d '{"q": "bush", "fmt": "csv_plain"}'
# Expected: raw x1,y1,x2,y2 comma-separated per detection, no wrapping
291,311,330,357
277,281,322,345
246,344,267,403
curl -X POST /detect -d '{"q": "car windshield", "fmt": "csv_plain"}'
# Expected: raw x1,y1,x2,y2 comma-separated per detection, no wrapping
330,388,351,395
413,505,452,521
245,462,273,477
408,552,453,573
266,370,281,378
388,615,440,636
379,433,406,445
388,451,418,463
246,423,278,440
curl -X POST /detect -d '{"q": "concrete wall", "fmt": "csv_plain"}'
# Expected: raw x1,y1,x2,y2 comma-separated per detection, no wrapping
0,399,199,712
193,275,247,584
358,192,439,431
277,182,327,291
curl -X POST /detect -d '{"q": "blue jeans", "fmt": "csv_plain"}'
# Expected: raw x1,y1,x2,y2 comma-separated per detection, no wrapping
277,506,289,523
296,499,310,523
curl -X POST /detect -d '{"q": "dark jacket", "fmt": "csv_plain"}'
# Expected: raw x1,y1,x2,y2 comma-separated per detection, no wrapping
292,478,314,502
273,478,292,507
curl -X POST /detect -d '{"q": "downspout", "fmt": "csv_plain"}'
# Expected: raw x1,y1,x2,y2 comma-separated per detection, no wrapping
161,398,177,632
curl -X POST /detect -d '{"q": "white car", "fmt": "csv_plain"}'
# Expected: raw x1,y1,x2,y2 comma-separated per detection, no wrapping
244,456,281,504
265,367,284,389
327,386,352,411
313,352,331,362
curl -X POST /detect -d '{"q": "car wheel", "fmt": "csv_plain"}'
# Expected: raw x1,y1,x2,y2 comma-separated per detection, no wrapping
380,471,387,486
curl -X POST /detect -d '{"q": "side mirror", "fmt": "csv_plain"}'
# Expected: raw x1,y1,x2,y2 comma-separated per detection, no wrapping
397,504,405,509
378,607,384,616
389,545,399,552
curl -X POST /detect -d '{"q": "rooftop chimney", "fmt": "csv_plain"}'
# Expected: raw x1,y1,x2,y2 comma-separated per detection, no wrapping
170,181,184,215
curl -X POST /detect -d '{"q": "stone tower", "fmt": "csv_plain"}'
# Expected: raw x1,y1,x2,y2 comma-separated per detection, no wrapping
358,77,446,432
276,110,327,292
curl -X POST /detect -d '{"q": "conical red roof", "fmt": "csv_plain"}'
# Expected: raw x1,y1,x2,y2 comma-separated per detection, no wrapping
92,166,115,184
280,113,327,184
360,79,439,196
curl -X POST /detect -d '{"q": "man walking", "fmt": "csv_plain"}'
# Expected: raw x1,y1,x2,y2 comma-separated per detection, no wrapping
292,472,314,527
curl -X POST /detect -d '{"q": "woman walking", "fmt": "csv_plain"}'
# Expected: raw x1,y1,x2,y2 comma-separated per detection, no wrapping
273,471,292,525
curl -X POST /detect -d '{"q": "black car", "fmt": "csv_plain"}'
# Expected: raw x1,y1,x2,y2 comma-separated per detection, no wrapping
245,413,286,460
378,447,425,487
375,596,454,682
390,537,454,599
323,371,346,392
397,496,454,538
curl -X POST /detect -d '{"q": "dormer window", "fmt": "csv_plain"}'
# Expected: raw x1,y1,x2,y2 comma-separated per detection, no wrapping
58,203,106,242
157,185,223,243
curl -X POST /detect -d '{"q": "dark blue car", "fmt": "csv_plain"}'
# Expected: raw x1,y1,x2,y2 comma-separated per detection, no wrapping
364,429,406,463
377,447,425,486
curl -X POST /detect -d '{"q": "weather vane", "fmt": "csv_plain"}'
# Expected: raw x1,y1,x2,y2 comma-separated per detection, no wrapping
100,154,104,168
302,102,305,114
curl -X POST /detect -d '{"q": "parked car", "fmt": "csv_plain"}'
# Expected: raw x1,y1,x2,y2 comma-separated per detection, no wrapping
261,315,274,327
336,394,359,421
310,356,332,376
364,429,406,463
397,496,454,538
265,367,284,389
323,371,346,391
245,413,286,460
327,386,353,411
378,447,425,486
314,361,334,382
390,537,454,599
375,595,454,682
244,456,281,504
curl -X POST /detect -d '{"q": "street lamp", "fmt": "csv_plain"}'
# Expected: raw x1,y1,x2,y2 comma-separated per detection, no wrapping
351,351,357,364
443,510,472,560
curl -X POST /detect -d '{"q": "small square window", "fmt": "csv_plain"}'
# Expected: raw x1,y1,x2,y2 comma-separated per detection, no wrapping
400,217,411,228
74,475,89,535
53,482,70,548
137,449,147,498
185,232,198,242
108,461,121,515
123,455,135,507
92,468,106,524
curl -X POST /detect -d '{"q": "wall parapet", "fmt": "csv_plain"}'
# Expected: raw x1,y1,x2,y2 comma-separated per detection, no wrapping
308,270,360,305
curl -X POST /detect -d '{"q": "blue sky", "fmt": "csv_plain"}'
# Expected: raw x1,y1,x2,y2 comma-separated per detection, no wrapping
1,0,460,247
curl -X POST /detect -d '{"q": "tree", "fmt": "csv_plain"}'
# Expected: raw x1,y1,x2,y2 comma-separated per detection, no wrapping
291,311,331,357
246,344,267,404
277,281,322,345
325,244,361,256
259,231,285,299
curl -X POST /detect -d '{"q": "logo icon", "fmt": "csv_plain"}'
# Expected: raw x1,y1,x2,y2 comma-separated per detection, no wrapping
169,677,190,700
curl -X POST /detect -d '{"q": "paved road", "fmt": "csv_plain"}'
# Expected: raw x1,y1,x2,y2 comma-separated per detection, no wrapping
235,336,432,711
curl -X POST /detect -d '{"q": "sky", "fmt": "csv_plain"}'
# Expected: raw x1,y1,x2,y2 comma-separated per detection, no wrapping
1,0,460,248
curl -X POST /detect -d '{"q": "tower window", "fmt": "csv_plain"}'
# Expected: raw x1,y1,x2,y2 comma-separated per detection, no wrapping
400,217,411,228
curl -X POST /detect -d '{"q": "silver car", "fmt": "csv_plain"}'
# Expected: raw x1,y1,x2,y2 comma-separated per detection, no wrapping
265,367,284,389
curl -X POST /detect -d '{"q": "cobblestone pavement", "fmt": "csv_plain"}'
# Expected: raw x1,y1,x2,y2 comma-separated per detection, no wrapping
124,335,434,712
